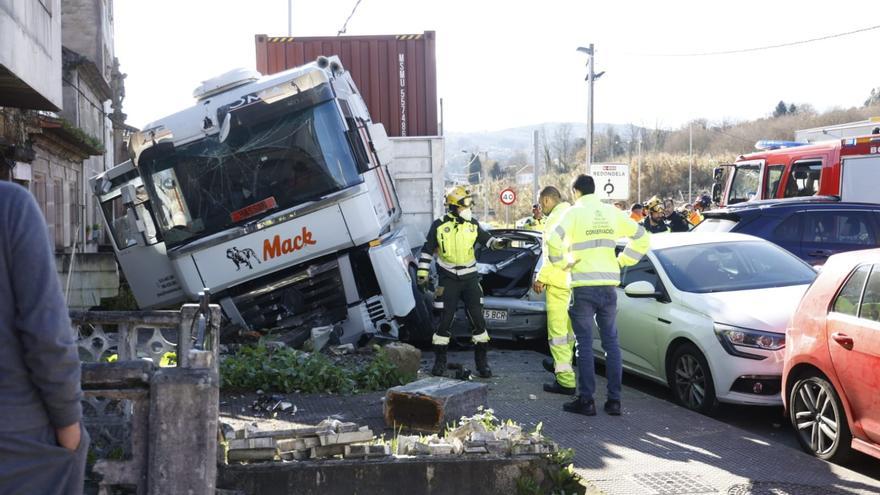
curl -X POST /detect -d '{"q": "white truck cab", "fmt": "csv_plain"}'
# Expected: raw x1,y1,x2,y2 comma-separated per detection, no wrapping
92,57,430,343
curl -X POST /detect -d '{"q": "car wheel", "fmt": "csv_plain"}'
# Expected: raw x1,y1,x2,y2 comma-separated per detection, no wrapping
789,375,853,463
667,343,718,414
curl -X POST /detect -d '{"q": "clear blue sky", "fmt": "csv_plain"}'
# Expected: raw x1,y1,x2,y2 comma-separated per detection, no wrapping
115,0,880,133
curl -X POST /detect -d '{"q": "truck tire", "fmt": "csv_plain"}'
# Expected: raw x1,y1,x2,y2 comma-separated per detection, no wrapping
401,265,434,343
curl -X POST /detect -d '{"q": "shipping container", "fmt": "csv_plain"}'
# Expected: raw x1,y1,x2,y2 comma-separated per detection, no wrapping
255,32,438,137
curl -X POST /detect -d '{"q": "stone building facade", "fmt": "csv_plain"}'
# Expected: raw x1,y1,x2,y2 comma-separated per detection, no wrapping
1,0,124,308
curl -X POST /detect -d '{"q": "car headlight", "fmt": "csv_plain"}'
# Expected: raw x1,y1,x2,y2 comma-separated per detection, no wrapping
714,323,785,360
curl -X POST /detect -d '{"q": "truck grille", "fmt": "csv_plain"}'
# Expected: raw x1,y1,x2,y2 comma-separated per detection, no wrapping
230,259,347,331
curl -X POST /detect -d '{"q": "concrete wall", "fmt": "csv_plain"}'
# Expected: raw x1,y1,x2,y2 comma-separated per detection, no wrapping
56,252,118,309
61,0,113,82
0,0,63,109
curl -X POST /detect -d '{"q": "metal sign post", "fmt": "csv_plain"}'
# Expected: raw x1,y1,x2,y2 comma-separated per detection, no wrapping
499,187,516,228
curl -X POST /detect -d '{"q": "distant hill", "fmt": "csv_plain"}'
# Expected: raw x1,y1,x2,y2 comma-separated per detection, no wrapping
444,122,633,174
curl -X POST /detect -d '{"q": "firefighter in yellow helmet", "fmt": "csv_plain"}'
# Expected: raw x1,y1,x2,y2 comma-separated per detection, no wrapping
641,196,670,234
417,185,509,378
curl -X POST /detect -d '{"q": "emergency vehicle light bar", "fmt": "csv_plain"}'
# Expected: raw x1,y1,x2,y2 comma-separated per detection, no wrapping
754,140,808,151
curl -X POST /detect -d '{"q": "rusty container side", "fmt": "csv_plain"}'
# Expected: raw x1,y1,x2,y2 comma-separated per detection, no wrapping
254,32,438,137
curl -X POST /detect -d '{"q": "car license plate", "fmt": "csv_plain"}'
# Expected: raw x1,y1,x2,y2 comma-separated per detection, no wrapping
483,309,508,321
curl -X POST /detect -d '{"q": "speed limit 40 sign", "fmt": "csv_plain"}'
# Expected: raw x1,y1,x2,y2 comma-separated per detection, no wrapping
499,188,517,205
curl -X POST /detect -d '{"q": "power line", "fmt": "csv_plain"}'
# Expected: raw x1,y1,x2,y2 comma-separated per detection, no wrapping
337,0,363,36
632,23,880,57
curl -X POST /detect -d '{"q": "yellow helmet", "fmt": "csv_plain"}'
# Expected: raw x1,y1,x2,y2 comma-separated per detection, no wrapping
645,196,665,213
445,185,474,208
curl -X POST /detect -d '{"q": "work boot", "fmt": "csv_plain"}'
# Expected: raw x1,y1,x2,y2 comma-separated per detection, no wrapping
604,399,622,416
543,381,576,396
562,396,596,416
431,345,448,376
474,343,492,378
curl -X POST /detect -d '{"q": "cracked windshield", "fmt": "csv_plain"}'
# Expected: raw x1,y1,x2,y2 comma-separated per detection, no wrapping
140,100,361,246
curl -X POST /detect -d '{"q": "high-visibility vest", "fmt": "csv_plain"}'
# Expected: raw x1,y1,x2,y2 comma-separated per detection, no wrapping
547,194,650,287
687,210,704,227
537,202,572,289
418,214,494,278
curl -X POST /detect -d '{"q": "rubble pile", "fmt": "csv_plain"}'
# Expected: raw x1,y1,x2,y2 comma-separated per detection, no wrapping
226,419,383,463
224,409,558,465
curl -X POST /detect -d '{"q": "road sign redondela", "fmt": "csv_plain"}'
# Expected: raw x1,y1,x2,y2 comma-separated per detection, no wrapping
499,188,516,206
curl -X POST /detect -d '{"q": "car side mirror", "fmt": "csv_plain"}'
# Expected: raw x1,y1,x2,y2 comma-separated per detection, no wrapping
624,280,661,299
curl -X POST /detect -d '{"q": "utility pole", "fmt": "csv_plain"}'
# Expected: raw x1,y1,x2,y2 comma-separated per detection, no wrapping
577,44,604,170
688,124,693,202
533,130,540,203
637,132,642,203
288,0,293,36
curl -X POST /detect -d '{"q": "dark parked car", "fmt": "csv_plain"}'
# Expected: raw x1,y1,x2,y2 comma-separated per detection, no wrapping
693,196,880,265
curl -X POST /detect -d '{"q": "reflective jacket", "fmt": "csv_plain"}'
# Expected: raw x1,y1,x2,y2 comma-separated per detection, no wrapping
687,210,704,227
418,214,496,279
523,217,545,232
537,202,572,289
547,194,650,287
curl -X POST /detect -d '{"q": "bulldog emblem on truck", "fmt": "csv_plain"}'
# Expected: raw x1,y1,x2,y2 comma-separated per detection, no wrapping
227,247,261,271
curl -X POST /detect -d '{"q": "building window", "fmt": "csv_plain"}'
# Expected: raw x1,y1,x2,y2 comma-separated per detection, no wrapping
32,172,48,220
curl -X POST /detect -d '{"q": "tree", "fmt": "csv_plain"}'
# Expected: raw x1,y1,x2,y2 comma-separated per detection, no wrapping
773,100,789,118
489,161,503,180
866,87,880,107
788,103,797,115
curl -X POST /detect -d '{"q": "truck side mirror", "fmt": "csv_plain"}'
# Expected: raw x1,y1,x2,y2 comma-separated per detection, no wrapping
712,183,722,204
713,167,723,182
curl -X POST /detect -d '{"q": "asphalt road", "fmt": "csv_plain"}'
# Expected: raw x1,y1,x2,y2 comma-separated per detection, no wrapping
492,339,880,482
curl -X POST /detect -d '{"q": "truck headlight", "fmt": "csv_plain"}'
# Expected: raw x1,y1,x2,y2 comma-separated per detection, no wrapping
714,323,785,359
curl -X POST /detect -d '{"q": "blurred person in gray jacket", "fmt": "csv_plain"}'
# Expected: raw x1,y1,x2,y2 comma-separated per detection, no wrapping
0,181,89,495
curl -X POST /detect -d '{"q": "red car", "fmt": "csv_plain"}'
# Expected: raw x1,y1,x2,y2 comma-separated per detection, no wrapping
783,248,880,463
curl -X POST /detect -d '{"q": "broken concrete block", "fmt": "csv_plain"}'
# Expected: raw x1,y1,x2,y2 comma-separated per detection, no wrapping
463,441,489,454
318,429,374,446
276,437,320,452
250,426,319,439
310,444,345,459
427,443,454,456
279,449,311,461
344,444,390,459
384,377,488,433
227,448,277,462
485,440,510,455
337,422,359,433
228,437,276,451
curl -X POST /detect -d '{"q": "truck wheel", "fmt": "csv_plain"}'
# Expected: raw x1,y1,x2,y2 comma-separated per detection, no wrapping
401,266,433,343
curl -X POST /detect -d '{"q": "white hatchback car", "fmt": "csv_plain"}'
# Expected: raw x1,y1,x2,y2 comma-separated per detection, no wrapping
593,232,817,413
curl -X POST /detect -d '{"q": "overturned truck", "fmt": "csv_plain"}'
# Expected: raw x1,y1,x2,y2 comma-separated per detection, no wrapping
91,57,433,344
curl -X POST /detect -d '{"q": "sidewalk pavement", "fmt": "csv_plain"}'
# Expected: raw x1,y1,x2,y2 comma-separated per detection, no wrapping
220,348,880,495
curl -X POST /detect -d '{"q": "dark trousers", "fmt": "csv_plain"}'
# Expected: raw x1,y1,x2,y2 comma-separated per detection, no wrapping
435,274,486,338
0,423,90,495
569,285,622,401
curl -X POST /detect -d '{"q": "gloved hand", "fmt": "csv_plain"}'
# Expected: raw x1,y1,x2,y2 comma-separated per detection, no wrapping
417,271,429,289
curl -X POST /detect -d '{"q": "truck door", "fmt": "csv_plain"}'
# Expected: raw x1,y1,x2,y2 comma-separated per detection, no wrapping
95,171,187,309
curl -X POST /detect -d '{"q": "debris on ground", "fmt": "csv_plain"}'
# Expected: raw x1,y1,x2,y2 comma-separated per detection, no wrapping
384,377,488,432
